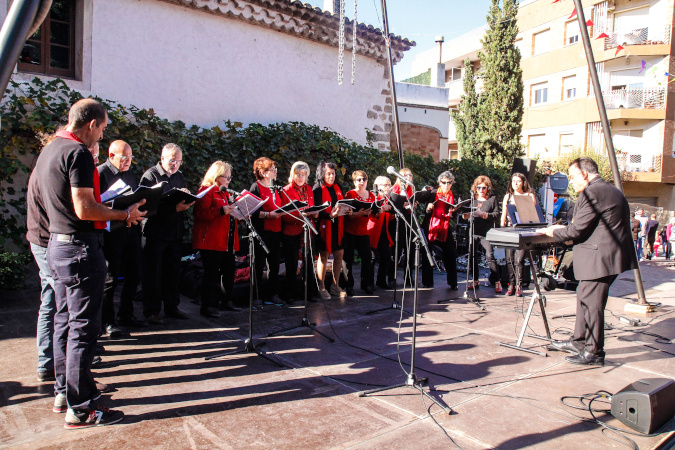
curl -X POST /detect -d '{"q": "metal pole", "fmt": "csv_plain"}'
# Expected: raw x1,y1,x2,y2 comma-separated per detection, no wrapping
380,0,405,169
573,0,648,304
0,0,42,96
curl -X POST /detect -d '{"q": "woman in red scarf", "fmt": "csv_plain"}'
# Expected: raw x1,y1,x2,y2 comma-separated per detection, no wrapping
421,171,458,289
313,161,352,300
280,161,317,303
250,157,284,306
343,170,376,296
365,175,394,289
192,161,241,318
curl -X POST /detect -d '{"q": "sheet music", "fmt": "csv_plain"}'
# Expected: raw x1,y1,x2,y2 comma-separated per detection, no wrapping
230,190,267,221
100,179,131,202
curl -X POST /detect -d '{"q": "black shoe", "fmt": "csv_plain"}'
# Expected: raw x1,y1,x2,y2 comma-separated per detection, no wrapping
345,287,354,296
362,286,375,295
565,350,605,366
200,307,221,319
64,405,124,429
448,285,458,290
218,300,242,311
117,316,148,328
376,281,394,290
165,308,189,319
105,324,125,338
37,371,55,382
263,296,284,307
145,314,163,325
95,380,113,393
91,356,103,368
547,339,583,355
422,283,434,288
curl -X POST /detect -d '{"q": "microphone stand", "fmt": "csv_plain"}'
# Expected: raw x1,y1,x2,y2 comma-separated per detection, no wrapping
439,199,485,310
206,194,284,367
358,181,451,415
366,190,416,317
267,187,334,342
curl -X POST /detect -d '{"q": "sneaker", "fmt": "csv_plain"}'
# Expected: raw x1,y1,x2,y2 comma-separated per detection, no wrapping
495,282,503,294
506,284,515,296
53,393,67,413
64,406,124,429
516,286,523,296
37,371,55,382
328,284,346,297
319,289,331,301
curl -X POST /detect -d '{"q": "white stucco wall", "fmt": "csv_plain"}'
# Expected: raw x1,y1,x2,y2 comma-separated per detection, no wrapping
395,82,450,139
8,0,393,147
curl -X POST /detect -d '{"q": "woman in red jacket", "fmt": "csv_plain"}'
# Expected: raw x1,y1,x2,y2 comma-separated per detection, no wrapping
192,161,240,319
366,175,394,289
280,161,317,303
250,157,284,306
343,170,376,296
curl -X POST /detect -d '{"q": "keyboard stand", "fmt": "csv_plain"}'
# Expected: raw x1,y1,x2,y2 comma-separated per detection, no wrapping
497,249,552,357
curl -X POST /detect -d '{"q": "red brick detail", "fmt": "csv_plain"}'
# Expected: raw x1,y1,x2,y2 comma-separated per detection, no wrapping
391,123,441,161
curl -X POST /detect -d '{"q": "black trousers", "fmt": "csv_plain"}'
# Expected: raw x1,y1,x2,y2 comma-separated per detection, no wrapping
102,227,141,324
200,249,235,310
142,237,181,317
505,248,526,287
422,236,458,287
388,216,415,283
469,236,498,282
343,233,373,290
254,229,280,301
48,232,105,412
365,229,392,287
282,233,317,300
572,275,617,357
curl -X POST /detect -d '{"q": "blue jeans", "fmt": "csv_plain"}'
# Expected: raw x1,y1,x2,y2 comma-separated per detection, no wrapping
48,232,106,411
636,236,645,260
30,243,56,374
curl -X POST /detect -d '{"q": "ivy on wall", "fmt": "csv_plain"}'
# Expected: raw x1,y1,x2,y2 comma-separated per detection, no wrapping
1,77,514,250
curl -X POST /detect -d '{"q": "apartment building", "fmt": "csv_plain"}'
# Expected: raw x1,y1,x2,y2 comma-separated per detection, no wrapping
409,0,675,209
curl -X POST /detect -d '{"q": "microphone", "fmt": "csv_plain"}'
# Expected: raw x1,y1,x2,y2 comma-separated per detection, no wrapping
387,166,413,187
219,185,241,196
270,184,284,192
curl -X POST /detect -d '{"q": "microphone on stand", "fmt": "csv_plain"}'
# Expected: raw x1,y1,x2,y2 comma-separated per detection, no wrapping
219,185,241,197
387,166,414,187
269,185,284,192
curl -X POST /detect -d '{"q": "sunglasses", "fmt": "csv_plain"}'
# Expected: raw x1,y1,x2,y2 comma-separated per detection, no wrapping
355,178,367,182
476,186,488,191
440,181,452,185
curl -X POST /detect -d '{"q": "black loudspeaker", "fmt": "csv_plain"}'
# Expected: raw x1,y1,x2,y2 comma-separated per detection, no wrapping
611,378,675,434
512,158,536,188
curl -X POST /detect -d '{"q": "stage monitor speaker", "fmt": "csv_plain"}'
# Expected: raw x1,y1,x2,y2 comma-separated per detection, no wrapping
610,378,675,434
511,158,536,187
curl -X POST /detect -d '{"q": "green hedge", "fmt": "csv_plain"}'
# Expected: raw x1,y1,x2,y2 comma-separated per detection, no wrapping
0,251,31,291
1,77,515,250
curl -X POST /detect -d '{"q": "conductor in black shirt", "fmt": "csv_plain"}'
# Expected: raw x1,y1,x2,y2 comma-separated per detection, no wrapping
140,143,194,323
98,140,146,331
543,157,636,366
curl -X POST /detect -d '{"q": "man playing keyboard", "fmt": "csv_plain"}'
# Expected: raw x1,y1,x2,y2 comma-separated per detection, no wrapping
541,157,636,366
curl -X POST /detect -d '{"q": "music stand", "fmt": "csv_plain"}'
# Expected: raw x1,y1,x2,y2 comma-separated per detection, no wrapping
438,199,485,310
267,189,334,342
358,180,451,415
205,196,284,367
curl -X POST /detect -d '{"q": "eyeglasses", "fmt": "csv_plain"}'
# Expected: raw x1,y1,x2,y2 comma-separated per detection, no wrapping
267,167,278,172
168,159,182,165
440,181,452,185
113,154,133,161
355,177,367,182
219,175,232,181
476,186,488,191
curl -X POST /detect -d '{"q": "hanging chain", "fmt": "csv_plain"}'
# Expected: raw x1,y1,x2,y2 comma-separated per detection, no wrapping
338,0,346,85
351,0,357,84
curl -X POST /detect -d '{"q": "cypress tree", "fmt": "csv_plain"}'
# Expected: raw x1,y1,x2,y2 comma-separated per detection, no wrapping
452,0,524,166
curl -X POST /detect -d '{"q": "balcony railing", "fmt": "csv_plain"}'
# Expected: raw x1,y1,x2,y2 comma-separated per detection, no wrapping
602,87,665,109
617,152,662,173
604,25,671,50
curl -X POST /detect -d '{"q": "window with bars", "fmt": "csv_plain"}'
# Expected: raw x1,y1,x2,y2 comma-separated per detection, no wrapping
18,0,76,78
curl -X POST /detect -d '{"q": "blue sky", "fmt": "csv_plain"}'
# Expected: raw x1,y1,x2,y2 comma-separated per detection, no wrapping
304,0,494,79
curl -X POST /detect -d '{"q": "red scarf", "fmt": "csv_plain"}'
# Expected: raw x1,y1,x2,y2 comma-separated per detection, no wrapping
55,131,106,230
367,195,393,248
428,188,454,242
257,181,282,232
319,183,343,253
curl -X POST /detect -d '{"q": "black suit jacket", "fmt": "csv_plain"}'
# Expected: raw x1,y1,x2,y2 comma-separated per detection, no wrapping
553,177,636,281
